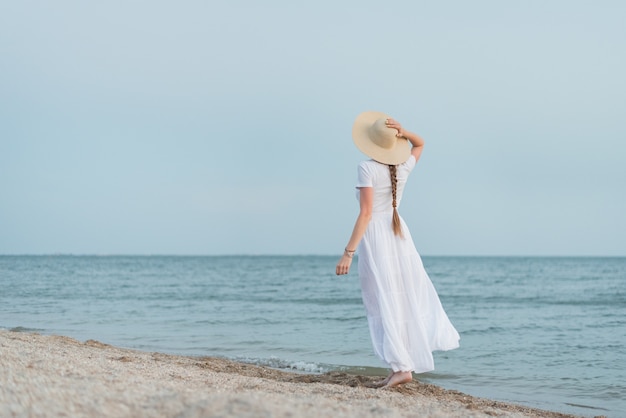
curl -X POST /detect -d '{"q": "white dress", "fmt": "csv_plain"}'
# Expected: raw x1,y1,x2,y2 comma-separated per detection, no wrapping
356,156,460,373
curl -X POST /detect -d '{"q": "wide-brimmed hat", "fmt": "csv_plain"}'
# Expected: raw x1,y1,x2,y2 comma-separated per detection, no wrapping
352,111,410,165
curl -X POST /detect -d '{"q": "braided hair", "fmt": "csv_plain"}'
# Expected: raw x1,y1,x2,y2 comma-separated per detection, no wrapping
389,165,403,237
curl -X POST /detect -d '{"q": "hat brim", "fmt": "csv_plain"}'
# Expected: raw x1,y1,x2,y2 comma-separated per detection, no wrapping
352,111,411,165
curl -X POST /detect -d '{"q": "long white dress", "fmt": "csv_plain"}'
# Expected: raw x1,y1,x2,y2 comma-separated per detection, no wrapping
356,156,460,373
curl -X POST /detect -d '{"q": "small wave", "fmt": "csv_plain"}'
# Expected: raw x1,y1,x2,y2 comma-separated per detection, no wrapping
234,357,393,377
8,326,45,333
563,402,610,412
234,356,328,374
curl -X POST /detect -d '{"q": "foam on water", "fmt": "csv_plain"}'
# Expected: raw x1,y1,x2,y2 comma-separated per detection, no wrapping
235,356,329,374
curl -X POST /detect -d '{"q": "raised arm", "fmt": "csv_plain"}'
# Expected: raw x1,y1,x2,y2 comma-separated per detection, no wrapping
385,118,425,163
335,186,373,275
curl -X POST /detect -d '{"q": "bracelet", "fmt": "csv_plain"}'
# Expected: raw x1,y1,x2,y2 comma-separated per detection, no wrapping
344,248,356,258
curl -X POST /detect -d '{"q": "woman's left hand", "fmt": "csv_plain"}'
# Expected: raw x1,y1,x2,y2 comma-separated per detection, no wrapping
336,255,352,275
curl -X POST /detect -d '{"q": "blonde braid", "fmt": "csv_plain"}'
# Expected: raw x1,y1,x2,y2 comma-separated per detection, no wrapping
389,165,403,237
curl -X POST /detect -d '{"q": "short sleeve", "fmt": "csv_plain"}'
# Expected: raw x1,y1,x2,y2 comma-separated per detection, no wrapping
356,161,374,188
401,155,417,172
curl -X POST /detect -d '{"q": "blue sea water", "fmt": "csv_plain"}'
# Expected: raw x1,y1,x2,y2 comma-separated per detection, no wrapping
1,255,624,417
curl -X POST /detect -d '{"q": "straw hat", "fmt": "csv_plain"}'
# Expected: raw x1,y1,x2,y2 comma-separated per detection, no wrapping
352,111,410,165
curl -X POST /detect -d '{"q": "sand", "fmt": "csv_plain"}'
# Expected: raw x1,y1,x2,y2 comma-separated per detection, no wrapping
0,330,586,418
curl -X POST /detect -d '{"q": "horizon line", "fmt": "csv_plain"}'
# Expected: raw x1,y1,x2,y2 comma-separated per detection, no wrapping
1,253,624,258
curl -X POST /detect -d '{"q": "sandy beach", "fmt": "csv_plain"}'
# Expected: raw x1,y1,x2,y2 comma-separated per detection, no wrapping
0,330,589,418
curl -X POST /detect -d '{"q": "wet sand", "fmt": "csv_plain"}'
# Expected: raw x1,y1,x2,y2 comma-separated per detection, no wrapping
0,330,584,417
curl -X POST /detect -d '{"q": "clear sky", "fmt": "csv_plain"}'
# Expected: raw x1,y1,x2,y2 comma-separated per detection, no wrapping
1,1,624,256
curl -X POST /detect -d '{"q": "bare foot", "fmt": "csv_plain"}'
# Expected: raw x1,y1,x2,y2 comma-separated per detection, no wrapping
382,371,412,388
369,371,394,388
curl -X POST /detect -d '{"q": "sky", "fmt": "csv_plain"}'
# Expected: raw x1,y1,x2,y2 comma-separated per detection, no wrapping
1,1,624,256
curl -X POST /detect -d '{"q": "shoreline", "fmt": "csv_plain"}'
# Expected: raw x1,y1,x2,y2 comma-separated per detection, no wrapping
0,330,586,418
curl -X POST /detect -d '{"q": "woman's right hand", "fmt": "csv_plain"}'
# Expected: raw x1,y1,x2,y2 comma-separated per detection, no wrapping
336,255,353,275
385,118,405,137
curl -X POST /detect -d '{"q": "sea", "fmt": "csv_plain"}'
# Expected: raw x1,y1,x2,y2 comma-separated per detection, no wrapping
1,255,624,417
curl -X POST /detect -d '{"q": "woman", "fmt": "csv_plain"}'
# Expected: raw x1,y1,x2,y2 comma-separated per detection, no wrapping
336,111,460,388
